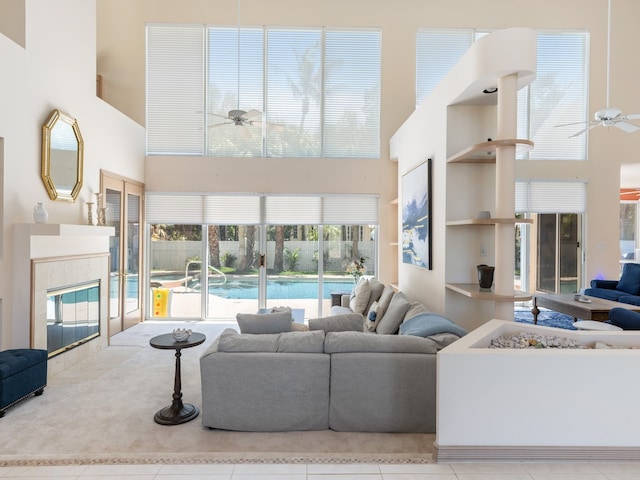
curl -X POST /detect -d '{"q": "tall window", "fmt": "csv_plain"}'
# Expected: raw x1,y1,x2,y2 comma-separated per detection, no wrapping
147,24,381,159
416,29,589,161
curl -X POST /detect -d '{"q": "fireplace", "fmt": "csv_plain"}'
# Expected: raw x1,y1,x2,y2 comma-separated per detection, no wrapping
46,280,101,358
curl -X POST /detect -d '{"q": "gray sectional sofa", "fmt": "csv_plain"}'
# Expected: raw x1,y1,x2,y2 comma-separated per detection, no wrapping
199,327,442,432
199,279,467,433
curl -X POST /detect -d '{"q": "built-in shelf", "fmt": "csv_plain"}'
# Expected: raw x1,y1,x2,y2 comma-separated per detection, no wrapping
446,218,534,226
445,283,532,302
390,198,398,205
23,223,115,236
446,139,534,164
390,242,399,246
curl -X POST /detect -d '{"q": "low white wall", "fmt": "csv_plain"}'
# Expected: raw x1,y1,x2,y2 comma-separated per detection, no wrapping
436,319,640,461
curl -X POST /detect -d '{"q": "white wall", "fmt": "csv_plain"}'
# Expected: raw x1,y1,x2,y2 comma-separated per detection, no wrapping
0,0,145,349
94,0,640,326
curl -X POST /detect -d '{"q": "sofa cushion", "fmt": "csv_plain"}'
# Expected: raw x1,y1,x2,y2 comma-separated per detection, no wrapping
403,301,429,322
366,278,385,312
324,331,437,354
349,279,372,315
377,286,395,316
217,333,279,352
308,314,364,334
236,312,293,334
426,332,462,350
399,312,467,338
375,291,411,335
617,263,640,295
277,330,325,353
365,301,384,332
584,287,624,302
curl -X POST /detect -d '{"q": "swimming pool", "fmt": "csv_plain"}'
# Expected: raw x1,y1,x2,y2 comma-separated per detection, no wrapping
210,278,354,300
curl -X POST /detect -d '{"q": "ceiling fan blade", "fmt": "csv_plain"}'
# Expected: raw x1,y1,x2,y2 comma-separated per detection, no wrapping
622,113,640,120
208,121,233,128
241,109,262,120
209,112,231,120
569,124,599,138
614,121,640,133
554,120,590,128
251,120,285,132
239,124,252,138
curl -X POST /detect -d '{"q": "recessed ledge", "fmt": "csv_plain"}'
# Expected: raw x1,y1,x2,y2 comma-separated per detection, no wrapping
17,223,115,236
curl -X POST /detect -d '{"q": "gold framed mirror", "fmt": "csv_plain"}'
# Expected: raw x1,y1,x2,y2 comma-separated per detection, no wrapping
41,109,84,202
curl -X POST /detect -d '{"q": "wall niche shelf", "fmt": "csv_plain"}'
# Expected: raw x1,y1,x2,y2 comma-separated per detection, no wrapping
447,218,533,226
445,283,532,302
447,139,534,164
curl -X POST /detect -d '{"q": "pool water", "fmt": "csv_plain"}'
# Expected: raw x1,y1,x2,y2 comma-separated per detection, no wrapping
210,278,354,300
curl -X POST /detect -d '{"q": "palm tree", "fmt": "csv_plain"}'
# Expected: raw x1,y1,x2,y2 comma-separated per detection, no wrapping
208,225,220,268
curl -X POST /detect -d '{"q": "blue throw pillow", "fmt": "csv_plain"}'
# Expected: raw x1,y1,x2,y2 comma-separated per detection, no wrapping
399,313,467,338
617,263,640,295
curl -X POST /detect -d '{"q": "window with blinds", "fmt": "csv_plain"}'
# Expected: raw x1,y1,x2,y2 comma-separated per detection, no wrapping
416,29,589,161
516,181,586,213
147,24,381,159
146,193,379,225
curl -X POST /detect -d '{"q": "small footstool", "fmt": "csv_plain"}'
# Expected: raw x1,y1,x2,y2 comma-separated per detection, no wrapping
0,349,48,417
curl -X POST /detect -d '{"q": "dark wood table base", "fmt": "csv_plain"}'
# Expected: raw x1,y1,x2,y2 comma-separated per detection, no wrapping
149,332,206,426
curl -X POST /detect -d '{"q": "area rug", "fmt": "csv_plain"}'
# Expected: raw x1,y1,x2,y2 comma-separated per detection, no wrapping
0,321,435,466
514,307,576,330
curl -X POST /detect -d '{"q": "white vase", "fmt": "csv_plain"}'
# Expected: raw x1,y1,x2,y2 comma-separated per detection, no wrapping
33,202,48,223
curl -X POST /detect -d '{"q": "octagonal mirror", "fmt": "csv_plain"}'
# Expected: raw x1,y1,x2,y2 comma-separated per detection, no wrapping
41,109,84,202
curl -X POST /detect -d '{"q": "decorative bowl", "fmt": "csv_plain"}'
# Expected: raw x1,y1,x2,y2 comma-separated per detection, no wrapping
172,328,192,342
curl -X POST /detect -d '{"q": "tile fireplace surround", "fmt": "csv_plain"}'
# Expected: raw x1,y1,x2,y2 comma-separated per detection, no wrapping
13,224,114,375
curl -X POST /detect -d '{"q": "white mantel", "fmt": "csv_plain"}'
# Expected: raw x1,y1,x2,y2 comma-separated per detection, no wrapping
12,224,115,369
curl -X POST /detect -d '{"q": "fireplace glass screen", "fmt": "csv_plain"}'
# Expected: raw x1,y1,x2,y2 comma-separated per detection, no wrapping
46,280,100,357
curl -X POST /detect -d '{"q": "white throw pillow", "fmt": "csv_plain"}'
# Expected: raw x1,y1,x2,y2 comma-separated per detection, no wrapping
349,278,372,315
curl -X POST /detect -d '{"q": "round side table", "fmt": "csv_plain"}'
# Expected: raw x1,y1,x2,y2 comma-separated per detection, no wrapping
149,332,206,425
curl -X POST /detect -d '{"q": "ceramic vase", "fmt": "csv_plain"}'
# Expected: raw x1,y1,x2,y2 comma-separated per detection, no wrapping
477,264,495,290
33,202,48,223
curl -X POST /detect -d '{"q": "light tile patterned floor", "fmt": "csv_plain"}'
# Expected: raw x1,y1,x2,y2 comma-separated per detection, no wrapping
2,462,640,480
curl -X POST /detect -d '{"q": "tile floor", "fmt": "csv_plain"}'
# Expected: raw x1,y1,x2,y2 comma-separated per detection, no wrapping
2,462,640,479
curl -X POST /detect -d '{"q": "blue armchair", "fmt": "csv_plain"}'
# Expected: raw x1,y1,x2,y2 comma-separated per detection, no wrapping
609,307,640,330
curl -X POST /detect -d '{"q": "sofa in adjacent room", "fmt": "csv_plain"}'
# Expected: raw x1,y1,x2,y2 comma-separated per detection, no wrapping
584,262,640,306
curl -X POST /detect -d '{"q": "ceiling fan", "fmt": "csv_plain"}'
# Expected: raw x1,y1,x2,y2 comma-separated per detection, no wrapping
208,0,282,137
556,0,640,138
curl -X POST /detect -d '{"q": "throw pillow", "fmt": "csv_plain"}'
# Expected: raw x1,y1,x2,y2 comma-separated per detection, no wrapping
349,278,372,315
399,312,467,338
617,262,640,295
375,291,411,335
236,312,293,334
365,301,384,332
308,314,364,334
403,301,429,322
366,278,385,312
376,285,395,317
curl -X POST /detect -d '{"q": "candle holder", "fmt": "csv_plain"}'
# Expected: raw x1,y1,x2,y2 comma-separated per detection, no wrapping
98,207,108,226
86,202,95,225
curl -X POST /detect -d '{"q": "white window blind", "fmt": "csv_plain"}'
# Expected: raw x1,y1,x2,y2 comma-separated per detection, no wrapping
266,196,322,224
324,29,381,159
146,24,204,155
266,28,322,158
516,181,586,213
146,194,378,225
416,29,474,106
416,29,588,161
146,24,381,158
207,27,264,157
